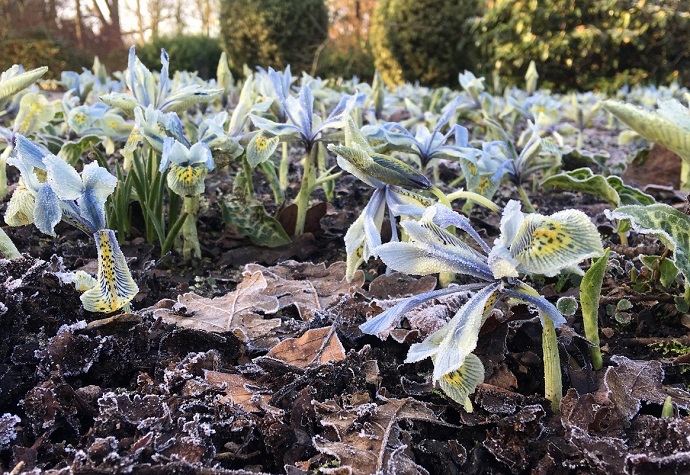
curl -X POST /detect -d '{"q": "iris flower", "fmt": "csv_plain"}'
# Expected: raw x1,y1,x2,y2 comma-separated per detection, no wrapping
360,200,603,407
6,135,138,312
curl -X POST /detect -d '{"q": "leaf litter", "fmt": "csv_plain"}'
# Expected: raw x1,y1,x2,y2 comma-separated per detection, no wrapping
3,242,690,474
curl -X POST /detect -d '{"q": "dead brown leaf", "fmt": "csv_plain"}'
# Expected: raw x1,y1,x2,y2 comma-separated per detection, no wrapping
263,326,345,368
312,397,446,475
204,370,271,413
150,272,281,343
244,261,364,321
364,273,437,300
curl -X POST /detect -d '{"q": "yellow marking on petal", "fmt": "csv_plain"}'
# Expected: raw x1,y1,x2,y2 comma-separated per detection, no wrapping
517,220,575,264
168,163,207,196
255,135,269,151
476,176,492,195
81,230,138,313
467,163,478,175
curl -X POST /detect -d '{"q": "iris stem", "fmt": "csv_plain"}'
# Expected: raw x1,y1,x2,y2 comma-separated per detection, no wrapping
293,146,317,236
181,195,200,261
522,283,561,412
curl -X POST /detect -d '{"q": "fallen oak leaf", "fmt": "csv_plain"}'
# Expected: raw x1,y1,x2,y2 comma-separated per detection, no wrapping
204,370,271,413
261,326,346,369
150,272,282,345
312,397,451,475
245,261,364,321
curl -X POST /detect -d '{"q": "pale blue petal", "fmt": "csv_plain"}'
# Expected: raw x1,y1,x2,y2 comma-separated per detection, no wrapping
360,283,487,338
80,162,117,230
44,155,83,201
297,85,313,139
504,284,567,328
81,162,117,201
376,239,494,281
34,183,62,236
13,134,47,170
160,136,174,171
362,188,386,251
432,96,461,138
429,282,502,381
189,142,214,170
427,204,491,253
250,114,301,137
156,49,170,107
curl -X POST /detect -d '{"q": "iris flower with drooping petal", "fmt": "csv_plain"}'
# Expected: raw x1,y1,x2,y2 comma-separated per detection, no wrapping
6,134,138,313
360,200,603,407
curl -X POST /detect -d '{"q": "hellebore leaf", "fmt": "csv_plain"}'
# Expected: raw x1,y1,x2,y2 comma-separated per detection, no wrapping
58,135,102,166
81,229,139,313
604,99,690,163
220,196,291,248
609,204,690,283
542,168,655,207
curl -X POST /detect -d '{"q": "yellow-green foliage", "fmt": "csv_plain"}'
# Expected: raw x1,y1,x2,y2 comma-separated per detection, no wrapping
219,0,328,73
0,38,91,79
136,36,224,80
369,0,484,87
477,0,690,92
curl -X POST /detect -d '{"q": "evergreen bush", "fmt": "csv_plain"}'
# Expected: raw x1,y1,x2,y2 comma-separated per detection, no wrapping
477,0,690,92
219,0,329,73
369,0,484,87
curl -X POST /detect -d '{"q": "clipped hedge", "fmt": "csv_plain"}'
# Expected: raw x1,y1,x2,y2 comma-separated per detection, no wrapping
477,0,690,92
369,0,483,87
136,35,223,80
219,0,329,73
0,38,91,79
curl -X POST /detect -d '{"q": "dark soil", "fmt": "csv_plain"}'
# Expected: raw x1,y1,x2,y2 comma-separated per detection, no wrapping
2,144,690,475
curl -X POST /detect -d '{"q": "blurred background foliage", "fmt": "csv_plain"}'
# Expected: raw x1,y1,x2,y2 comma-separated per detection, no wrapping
0,0,688,91
136,35,223,80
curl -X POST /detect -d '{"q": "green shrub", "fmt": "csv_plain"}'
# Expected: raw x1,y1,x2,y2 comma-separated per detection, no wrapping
219,0,329,73
369,0,484,87
0,37,92,79
136,35,223,80
314,40,375,82
477,0,690,92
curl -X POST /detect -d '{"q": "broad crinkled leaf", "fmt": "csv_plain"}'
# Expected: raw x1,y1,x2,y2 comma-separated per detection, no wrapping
542,168,623,207
604,99,690,163
609,204,690,283
542,168,654,207
220,196,291,247
58,136,102,165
